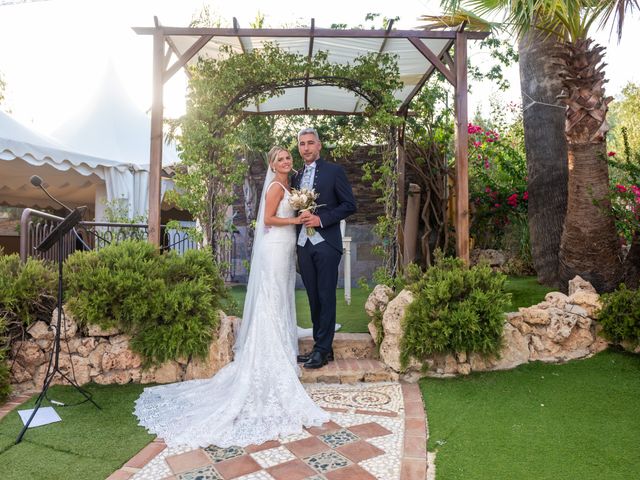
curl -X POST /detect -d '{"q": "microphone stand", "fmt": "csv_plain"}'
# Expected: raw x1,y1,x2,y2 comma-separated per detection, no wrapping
17,181,101,444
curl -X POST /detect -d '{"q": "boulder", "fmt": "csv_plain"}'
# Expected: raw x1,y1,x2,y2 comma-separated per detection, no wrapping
567,291,602,317
27,321,53,341
492,323,530,370
184,313,237,381
364,284,394,317
378,289,419,372
568,276,597,295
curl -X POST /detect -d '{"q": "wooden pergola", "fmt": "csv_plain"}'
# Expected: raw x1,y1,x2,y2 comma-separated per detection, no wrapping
134,18,489,263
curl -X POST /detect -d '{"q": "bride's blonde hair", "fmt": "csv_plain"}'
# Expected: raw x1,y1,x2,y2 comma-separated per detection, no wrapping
267,145,288,171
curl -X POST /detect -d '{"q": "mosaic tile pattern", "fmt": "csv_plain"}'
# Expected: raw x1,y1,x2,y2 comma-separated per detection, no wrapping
178,464,222,480
250,445,297,468
127,382,424,480
303,450,351,473
204,445,246,463
305,382,403,415
318,428,359,448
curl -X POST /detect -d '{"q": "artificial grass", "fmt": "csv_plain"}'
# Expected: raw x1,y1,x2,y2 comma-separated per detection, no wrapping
504,276,555,311
420,348,640,480
229,286,372,333
0,383,153,480
228,276,554,334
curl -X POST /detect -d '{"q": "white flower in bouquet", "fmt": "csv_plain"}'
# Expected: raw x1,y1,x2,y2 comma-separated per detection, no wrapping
289,187,323,236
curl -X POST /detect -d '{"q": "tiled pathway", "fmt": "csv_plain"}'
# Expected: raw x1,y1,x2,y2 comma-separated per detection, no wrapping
109,382,428,480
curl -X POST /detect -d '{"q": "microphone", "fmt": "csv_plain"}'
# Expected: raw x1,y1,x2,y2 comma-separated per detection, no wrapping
29,175,72,212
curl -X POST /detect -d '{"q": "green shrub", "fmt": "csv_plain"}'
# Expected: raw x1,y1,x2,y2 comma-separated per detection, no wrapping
0,252,56,401
400,254,511,370
597,283,640,347
64,241,228,366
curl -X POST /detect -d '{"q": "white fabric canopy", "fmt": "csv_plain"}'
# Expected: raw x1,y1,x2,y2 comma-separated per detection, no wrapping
0,110,130,210
167,33,451,114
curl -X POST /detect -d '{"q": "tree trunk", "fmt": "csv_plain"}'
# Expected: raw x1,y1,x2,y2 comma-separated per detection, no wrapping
557,39,622,293
559,143,622,291
518,29,568,288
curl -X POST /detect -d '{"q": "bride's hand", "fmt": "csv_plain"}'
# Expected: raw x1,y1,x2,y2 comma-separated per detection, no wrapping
291,215,304,225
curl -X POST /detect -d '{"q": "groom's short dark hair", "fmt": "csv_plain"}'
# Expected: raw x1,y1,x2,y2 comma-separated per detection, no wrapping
298,127,320,142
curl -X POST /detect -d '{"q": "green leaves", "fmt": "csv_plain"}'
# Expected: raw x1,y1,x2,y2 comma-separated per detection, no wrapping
400,253,511,370
597,283,640,347
64,241,228,367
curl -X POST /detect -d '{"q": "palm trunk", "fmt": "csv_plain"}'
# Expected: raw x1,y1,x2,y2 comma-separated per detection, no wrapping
557,39,622,292
519,29,569,287
622,234,640,289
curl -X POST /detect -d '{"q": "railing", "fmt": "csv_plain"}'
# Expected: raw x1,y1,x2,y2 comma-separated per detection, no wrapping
19,208,236,281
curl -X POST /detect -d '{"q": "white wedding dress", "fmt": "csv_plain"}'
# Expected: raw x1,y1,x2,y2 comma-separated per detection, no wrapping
134,177,330,448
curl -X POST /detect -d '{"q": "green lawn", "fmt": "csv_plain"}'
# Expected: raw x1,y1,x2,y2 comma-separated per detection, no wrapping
229,276,554,334
504,276,555,312
229,286,372,333
421,349,640,480
0,383,153,480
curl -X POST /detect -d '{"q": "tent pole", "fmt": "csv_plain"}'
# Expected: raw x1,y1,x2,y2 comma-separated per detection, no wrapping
454,31,469,264
148,22,164,247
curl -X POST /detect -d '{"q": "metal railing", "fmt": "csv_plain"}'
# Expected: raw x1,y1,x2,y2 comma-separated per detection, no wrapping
19,208,236,281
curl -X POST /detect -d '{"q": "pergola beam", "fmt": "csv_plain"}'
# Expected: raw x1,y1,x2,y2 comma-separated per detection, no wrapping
304,19,315,111
134,26,488,40
408,37,456,87
164,34,214,83
454,30,470,264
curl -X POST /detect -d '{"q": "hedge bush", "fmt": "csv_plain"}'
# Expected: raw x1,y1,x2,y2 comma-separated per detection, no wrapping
597,283,640,348
0,251,56,401
400,253,511,370
64,240,228,366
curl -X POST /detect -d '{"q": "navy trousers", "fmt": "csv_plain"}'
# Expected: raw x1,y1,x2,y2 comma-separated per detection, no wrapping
297,240,342,354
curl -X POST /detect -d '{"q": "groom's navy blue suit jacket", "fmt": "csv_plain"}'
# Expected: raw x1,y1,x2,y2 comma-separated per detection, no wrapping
292,157,357,253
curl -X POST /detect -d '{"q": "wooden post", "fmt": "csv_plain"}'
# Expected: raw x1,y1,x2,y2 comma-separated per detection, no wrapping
148,23,164,247
454,32,469,264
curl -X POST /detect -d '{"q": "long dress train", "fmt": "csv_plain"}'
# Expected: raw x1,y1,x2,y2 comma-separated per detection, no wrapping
133,182,329,448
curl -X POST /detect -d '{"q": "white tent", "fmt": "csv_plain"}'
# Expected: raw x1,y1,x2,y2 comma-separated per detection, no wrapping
0,110,135,212
53,62,179,219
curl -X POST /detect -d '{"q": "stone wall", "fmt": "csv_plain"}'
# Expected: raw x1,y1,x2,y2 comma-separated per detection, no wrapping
366,276,612,381
9,307,239,395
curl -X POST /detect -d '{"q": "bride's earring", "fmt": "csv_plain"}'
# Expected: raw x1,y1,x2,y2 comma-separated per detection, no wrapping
271,167,276,172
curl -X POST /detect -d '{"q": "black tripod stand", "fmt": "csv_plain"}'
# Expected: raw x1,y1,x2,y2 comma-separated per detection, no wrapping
16,206,100,444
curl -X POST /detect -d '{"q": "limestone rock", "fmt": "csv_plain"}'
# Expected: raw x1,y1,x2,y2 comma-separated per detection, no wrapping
27,321,53,341
568,276,597,296
12,341,45,368
545,292,569,309
94,370,132,385
378,289,418,372
102,345,142,371
492,323,529,370
10,362,32,383
567,291,602,317
153,361,182,384
520,306,551,325
368,320,379,344
86,324,121,337
458,363,471,375
364,284,394,317
184,312,236,380
76,338,97,357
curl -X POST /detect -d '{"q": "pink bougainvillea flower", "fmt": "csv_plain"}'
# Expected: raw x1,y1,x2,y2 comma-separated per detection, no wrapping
484,161,490,169
494,203,501,208
485,186,492,193
507,193,518,207
473,141,482,148
631,185,640,196
616,184,628,193
523,191,529,201
608,151,616,157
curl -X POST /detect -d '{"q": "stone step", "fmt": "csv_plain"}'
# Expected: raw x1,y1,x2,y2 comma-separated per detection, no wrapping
300,358,398,383
298,332,377,360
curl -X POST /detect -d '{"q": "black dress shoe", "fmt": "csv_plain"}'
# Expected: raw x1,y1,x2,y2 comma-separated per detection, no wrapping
297,352,312,363
303,350,328,369
298,350,334,363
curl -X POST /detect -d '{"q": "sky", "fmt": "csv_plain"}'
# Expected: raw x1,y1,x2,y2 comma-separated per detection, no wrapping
0,0,638,135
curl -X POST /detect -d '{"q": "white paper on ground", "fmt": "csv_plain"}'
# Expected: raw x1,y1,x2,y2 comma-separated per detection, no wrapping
18,407,62,428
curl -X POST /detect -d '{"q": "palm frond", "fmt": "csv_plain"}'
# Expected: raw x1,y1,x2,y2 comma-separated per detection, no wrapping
419,8,497,32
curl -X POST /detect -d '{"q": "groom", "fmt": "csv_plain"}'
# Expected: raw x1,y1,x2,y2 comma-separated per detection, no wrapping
294,127,357,369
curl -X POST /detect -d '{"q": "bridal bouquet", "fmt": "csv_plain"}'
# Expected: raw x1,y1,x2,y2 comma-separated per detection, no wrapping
289,187,321,236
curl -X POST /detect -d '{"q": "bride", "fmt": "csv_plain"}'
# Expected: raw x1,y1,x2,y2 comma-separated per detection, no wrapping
134,146,330,448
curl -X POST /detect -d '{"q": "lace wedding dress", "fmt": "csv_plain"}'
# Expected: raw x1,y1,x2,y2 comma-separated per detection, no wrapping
134,177,330,448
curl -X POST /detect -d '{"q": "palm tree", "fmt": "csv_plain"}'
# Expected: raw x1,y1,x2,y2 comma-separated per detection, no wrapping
425,0,638,292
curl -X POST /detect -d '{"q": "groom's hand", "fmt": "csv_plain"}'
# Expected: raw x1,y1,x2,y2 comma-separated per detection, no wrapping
302,214,321,228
